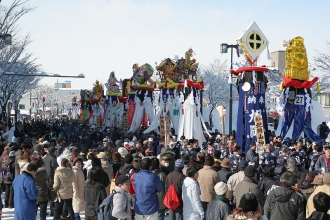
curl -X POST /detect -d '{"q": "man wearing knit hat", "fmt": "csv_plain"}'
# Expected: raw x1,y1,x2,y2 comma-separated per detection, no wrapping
234,165,265,213
206,182,230,220
165,159,186,219
265,171,305,220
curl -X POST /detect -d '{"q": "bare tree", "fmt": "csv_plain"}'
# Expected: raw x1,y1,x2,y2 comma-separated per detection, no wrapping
314,41,330,74
314,41,330,96
0,0,39,121
199,59,238,129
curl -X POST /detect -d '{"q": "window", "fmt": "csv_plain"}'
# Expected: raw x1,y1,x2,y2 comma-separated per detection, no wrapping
19,104,25,109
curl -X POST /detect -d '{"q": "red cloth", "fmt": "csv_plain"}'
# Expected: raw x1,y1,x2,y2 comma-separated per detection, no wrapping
282,77,318,89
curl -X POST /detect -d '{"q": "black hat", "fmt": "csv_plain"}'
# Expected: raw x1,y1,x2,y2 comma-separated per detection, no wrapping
115,175,133,186
244,165,257,177
214,150,221,159
47,146,57,154
239,192,258,212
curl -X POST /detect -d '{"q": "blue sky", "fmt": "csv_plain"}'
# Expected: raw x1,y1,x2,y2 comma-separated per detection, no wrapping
3,0,330,89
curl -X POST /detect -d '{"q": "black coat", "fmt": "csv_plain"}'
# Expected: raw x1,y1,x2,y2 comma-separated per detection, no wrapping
307,211,330,220
258,176,279,197
84,181,107,217
264,186,305,220
43,154,58,181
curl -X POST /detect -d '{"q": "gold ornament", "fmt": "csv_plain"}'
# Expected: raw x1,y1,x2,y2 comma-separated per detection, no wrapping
316,82,321,92
284,37,309,80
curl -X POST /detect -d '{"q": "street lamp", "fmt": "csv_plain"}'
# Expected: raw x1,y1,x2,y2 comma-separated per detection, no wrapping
220,43,239,135
2,72,85,78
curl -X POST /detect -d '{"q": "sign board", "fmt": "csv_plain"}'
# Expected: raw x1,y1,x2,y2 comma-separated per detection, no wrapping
254,115,265,148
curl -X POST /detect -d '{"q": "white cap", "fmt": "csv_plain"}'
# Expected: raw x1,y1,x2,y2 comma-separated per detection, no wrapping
148,138,153,142
124,142,129,146
118,147,128,157
42,141,50,145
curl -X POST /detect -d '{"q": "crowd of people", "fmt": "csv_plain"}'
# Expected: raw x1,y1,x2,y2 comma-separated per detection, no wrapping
1,118,330,220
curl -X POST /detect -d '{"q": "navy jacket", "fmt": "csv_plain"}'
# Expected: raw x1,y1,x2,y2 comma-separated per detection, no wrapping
134,169,162,215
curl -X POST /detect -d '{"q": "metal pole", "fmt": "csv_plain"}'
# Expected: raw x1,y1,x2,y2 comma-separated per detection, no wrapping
30,90,31,116
200,90,203,115
229,46,233,135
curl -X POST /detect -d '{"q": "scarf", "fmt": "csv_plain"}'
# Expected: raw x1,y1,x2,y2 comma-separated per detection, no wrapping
215,195,229,204
323,155,330,168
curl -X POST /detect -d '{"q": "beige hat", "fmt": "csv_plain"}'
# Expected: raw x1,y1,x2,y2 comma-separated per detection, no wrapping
214,182,228,195
118,147,128,157
323,173,330,185
220,158,230,168
312,175,324,185
97,152,108,160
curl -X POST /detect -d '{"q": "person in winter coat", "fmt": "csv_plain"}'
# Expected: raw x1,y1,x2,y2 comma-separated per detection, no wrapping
264,171,305,220
182,166,204,220
31,157,49,220
258,167,279,197
53,158,75,220
227,160,247,206
18,149,32,174
12,163,39,220
84,167,107,220
306,173,330,217
72,157,86,220
307,192,330,220
89,157,110,194
97,152,114,191
112,151,122,176
43,146,58,182
206,182,230,220
315,145,330,174
217,158,233,183
134,157,162,220
150,157,167,220
2,150,15,208
227,192,262,220
112,175,133,220
300,179,315,202
165,159,186,220
198,154,221,213
234,165,265,213
245,141,259,166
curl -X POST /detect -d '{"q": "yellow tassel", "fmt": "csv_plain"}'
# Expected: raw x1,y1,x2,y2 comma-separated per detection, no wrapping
316,82,321,92
279,82,283,91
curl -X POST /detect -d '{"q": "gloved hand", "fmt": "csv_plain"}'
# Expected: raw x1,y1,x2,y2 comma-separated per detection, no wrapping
200,213,204,220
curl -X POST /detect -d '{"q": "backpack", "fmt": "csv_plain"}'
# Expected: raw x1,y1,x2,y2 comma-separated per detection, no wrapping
163,174,182,210
2,163,14,182
98,190,124,220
